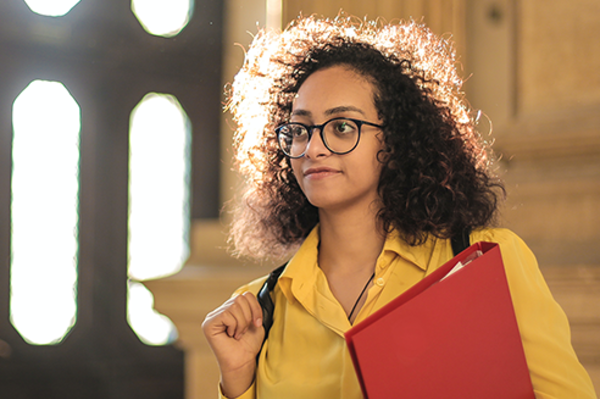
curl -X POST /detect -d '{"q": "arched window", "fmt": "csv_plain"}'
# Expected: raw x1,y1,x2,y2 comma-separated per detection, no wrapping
132,0,194,37
11,79,80,346
23,0,81,17
128,93,192,345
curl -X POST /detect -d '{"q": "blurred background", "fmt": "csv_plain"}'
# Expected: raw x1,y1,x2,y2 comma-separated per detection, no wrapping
0,0,598,398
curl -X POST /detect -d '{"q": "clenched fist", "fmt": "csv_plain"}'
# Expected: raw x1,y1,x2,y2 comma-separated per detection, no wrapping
202,291,265,398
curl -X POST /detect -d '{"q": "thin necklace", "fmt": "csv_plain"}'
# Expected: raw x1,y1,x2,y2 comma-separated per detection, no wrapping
348,272,375,322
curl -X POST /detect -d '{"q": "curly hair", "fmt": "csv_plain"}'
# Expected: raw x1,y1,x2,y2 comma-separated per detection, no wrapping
226,14,504,260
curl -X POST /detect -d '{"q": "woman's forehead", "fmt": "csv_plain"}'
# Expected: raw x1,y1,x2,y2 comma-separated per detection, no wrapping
291,66,377,118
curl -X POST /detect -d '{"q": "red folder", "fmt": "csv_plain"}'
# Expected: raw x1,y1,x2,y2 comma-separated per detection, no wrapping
345,242,535,399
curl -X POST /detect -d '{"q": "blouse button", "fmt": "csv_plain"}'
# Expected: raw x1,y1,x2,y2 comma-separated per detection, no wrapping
375,277,385,287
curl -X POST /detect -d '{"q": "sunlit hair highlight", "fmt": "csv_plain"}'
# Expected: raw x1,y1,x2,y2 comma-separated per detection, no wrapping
226,14,504,260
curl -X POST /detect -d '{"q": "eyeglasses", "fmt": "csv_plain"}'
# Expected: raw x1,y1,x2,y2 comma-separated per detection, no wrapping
275,117,383,159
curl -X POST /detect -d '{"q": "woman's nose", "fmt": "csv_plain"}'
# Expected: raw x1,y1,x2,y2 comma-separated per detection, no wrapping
304,128,330,158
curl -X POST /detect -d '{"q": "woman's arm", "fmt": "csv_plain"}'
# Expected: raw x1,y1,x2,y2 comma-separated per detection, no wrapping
202,291,264,398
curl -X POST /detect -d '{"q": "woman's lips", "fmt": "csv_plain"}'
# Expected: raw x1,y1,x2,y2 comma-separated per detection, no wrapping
303,167,340,180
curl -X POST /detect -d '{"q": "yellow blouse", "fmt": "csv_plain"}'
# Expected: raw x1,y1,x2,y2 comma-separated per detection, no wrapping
219,227,597,399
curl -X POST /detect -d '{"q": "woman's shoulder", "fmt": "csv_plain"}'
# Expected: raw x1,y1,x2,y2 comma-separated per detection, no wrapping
470,227,539,269
471,227,529,251
232,274,269,297
470,227,541,277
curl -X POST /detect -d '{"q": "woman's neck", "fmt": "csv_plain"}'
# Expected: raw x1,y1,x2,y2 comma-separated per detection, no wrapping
317,204,386,276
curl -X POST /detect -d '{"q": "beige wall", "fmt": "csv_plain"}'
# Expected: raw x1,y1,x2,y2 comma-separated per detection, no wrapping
283,0,467,62
146,1,600,397
519,0,600,114
465,0,600,268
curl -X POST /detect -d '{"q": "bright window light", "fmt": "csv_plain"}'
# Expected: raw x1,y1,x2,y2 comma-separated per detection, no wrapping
11,80,80,345
127,282,178,346
128,93,191,281
131,0,194,38
127,92,191,345
23,0,81,17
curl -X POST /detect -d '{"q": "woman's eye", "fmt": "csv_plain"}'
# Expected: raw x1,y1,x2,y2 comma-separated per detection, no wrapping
333,120,356,134
290,125,307,138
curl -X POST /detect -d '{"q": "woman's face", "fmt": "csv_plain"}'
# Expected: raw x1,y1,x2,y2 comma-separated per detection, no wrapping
290,65,384,213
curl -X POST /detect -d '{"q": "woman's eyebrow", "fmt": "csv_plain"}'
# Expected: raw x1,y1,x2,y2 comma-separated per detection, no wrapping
291,106,366,118
325,106,366,116
291,109,312,117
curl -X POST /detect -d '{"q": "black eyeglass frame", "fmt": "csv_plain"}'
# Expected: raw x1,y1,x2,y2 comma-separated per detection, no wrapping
275,117,384,159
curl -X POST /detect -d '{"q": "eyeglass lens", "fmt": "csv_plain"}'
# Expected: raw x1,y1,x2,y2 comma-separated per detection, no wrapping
278,118,360,157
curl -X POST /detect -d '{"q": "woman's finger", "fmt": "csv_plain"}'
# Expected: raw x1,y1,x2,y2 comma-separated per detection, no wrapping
241,291,264,328
203,297,245,338
226,294,256,339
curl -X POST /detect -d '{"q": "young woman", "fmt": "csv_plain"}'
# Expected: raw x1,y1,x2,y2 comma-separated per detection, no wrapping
202,16,597,399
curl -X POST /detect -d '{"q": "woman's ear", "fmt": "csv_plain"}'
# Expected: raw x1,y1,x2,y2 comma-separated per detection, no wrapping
376,135,391,165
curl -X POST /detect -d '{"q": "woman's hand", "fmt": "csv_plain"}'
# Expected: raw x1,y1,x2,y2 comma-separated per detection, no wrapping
202,291,265,398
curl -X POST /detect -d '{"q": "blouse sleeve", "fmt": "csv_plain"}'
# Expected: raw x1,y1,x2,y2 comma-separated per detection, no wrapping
218,381,256,399
475,228,597,399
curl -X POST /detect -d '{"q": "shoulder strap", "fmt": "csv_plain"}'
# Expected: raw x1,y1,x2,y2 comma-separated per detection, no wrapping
450,228,471,257
256,263,286,343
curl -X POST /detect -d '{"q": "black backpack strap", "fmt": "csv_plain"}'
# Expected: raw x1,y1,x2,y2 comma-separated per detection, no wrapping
450,228,471,257
256,263,286,346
